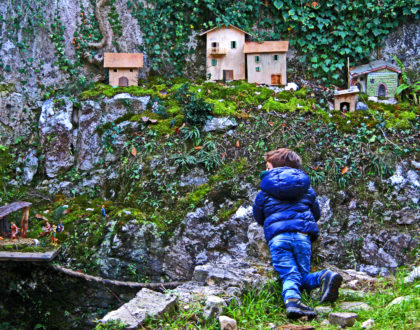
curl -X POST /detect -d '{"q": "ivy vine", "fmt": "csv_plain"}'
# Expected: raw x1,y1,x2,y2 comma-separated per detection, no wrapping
128,0,419,84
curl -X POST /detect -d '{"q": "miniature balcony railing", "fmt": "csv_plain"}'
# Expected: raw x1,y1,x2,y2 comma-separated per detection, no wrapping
210,47,227,55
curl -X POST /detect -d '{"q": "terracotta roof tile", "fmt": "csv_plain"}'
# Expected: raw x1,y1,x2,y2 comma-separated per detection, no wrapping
104,53,143,68
244,41,289,53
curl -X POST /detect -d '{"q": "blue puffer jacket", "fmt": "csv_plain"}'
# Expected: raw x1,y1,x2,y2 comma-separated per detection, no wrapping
253,167,321,243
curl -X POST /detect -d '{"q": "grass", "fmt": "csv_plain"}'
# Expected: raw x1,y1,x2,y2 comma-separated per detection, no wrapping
142,269,419,329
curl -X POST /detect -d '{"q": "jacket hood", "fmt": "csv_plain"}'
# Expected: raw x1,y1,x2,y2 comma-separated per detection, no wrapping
260,167,310,200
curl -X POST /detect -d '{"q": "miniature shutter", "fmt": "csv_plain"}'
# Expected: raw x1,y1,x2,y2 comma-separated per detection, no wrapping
212,59,217,66
273,55,279,61
255,56,260,63
231,41,236,49
256,66,261,72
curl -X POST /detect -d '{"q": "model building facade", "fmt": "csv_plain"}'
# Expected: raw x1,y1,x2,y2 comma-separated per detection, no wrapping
244,41,288,85
200,25,249,81
104,53,144,87
350,60,400,98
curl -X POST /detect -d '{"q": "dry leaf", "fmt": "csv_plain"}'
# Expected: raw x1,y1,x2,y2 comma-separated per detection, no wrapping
64,209,71,214
35,214,42,219
131,147,137,157
194,146,202,150
341,166,349,174
268,121,275,127
236,140,240,148
282,123,287,127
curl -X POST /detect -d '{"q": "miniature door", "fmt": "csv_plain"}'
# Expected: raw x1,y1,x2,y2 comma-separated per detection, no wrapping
271,74,282,85
378,84,386,97
119,76,129,87
223,70,234,81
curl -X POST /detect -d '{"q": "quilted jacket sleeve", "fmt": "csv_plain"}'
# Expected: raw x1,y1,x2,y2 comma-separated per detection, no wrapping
253,191,266,226
308,187,321,221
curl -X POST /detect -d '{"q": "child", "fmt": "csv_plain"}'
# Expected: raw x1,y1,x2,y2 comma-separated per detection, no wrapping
253,148,342,319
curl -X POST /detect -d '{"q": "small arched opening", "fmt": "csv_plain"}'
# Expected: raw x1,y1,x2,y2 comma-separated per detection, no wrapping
377,84,387,98
118,76,129,87
340,102,350,112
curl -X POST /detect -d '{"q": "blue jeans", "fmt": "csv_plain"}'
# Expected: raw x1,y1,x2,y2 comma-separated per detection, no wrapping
268,232,327,302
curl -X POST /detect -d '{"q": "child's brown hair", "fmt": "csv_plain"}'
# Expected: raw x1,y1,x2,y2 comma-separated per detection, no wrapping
265,148,302,169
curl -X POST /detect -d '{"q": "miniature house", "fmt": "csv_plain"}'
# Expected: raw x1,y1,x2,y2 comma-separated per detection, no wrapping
350,60,400,98
104,53,143,87
334,86,359,112
244,41,289,85
200,25,250,81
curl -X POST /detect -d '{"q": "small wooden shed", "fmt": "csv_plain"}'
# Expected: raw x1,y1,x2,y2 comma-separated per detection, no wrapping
200,24,250,81
104,53,144,87
334,86,359,112
244,41,289,85
0,201,31,238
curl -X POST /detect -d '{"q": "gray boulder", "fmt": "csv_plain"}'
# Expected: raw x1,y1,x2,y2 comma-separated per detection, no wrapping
329,312,358,327
203,117,237,132
100,288,177,328
203,295,226,319
356,101,368,111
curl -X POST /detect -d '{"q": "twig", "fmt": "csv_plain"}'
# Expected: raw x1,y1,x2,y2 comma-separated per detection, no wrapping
51,264,185,290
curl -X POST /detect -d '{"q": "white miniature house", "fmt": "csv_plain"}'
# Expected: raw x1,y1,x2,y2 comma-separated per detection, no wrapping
200,25,250,81
244,41,289,85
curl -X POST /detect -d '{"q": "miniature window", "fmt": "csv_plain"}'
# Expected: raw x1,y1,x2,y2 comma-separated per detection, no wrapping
212,59,217,66
273,55,279,61
130,68,133,72
370,79,375,84
231,41,236,49
114,69,117,72
256,66,261,72
211,42,218,48
255,56,260,63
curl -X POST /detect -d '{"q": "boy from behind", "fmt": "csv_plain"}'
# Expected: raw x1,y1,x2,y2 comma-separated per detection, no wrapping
253,148,342,319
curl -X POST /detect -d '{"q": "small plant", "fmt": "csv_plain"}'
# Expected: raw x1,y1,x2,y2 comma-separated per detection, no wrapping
393,55,420,105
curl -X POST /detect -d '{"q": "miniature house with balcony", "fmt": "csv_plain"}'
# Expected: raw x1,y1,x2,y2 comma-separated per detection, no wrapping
200,25,288,85
350,60,400,98
244,41,289,85
200,25,250,81
104,53,144,87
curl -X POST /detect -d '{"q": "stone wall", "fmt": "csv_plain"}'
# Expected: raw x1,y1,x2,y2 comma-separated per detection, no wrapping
366,71,399,97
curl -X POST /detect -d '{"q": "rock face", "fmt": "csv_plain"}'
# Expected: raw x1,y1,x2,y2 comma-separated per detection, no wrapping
96,220,165,281
0,92,36,145
163,204,257,281
39,98,75,178
379,21,420,81
100,288,177,328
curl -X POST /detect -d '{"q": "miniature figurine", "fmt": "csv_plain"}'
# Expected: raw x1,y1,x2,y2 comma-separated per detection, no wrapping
101,205,107,218
10,222,19,240
39,218,51,238
57,222,64,233
51,225,58,245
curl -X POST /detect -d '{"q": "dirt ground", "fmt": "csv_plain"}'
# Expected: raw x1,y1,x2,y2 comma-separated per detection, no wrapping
0,237,36,247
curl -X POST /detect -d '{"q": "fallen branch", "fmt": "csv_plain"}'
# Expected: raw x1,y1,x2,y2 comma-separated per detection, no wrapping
51,264,185,290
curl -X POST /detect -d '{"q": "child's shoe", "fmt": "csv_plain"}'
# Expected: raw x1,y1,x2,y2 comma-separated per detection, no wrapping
285,298,317,320
319,270,343,303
